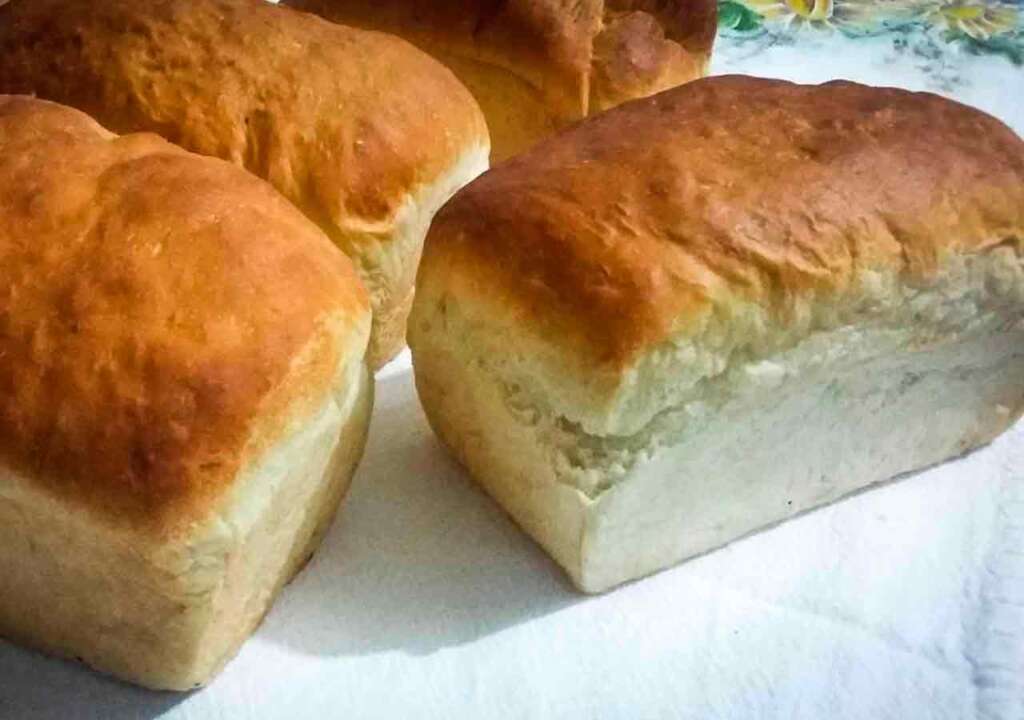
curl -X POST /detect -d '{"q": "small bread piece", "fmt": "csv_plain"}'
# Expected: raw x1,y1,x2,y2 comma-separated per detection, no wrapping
0,96,373,689
0,0,489,369
408,76,1024,593
286,0,716,160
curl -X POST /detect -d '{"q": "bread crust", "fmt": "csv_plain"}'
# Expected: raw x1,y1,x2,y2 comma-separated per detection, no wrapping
286,0,715,157
421,76,1024,370
0,0,488,368
0,96,370,534
408,76,1024,592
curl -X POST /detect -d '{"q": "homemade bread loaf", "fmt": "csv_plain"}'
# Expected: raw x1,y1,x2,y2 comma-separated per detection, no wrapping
0,96,373,689
286,0,716,160
0,0,489,368
408,76,1024,593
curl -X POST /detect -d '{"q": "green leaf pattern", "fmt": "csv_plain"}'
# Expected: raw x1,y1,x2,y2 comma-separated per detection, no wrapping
717,0,1024,64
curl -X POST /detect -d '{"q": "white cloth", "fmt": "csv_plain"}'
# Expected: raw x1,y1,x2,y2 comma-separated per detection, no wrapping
3,34,1023,720
3,356,1021,719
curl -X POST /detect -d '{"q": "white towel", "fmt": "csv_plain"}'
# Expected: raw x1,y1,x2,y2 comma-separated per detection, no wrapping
3,357,1019,719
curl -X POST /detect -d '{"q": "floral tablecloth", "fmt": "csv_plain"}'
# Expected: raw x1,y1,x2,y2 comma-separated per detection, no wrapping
713,0,1023,133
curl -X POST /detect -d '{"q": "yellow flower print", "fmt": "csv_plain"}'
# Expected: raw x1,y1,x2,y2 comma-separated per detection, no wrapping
740,0,929,32
931,0,1019,40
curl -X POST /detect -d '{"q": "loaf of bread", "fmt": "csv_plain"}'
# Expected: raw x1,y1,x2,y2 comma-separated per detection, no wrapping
409,76,1024,593
0,0,489,369
286,0,716,160
0,96,373,689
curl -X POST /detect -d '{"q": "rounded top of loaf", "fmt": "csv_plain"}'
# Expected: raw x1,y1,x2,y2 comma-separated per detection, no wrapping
0,0,489,241
286,0,716,120
0,96,370,534
417,75,1024,371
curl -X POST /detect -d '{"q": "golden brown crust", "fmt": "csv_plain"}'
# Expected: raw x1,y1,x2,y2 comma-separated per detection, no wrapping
591,2,714,112
288,0,599,118
0,0,484,235
286,0,715,153
422,76,1024,367
604,0,718,55
0,0,487,370
0,96,369,534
